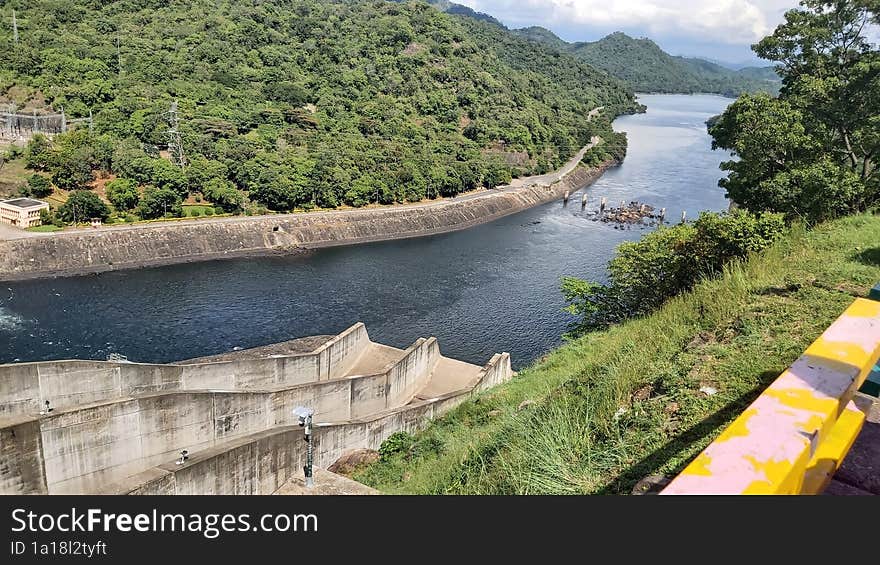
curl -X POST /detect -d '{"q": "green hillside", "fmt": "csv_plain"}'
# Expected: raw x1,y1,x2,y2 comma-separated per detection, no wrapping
413,0,505,26
0,0,637,216
512,26,570,50
516,29,780,97
735,65,783,82
355,213,880,493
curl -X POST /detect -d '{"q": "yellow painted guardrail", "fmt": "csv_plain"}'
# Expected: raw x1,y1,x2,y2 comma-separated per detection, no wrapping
662,289,880,495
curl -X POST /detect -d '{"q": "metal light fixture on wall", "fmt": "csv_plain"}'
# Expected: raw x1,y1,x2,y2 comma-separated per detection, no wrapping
293,406,315,488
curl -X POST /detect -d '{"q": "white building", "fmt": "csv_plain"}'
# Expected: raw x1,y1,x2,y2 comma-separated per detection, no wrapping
0,198,50,228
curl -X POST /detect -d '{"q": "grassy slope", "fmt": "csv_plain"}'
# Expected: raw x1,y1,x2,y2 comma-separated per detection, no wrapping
0,157,28,198
355,213,880,494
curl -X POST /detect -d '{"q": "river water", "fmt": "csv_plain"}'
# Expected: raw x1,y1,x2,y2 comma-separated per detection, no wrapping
0,95,733,369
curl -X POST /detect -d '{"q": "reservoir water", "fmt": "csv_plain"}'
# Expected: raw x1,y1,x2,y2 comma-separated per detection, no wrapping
0,95,733,369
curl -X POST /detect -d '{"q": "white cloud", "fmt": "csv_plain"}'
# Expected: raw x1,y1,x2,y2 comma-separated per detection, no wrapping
458,0,800,45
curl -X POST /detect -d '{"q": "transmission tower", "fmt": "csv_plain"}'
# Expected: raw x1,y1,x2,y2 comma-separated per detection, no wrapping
12,10,19,44
165,100,187,169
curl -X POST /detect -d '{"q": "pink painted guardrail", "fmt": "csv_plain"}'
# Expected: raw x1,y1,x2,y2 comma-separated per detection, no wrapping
662,290,880,495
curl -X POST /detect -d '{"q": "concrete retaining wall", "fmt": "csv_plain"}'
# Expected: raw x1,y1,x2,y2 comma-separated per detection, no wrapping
316,322,370,380
0,319,515,494
0,323,369,419
474,353,512,392
0,163,611,281
0,334,452,493
108,352,514,495
1,346,513,494
385,337,440,407
0,420,47,495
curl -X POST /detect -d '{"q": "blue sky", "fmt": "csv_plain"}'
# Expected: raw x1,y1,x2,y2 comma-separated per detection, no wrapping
455,0,802,65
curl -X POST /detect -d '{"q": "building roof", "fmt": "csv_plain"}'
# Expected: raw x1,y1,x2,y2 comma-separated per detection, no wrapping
1,198,49,209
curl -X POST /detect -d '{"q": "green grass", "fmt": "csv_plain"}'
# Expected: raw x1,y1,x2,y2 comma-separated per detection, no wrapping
25,224,64,232
354,213,880,494
0,157,29,198
182,205,219,217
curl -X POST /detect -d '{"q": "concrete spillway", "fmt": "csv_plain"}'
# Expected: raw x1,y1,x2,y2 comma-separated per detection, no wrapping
0,323,513,494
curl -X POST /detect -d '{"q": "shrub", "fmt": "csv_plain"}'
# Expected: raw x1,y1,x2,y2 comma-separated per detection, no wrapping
38,208,56,226
24,134,53,171
58,191,111,224
202,178,244,213
562,210,786,333
204,207,215,216
136,186,183,219
106,178,140,211
4,144,23,160
27,175,54,198
378,432,415,462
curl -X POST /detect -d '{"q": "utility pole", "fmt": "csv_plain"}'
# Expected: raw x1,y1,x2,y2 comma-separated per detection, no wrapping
88,109,93,135
116,33,122,76
12,10,18,45
165,100,187,169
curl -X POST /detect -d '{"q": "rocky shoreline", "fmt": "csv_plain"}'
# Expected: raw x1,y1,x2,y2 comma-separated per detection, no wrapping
0,158,616,281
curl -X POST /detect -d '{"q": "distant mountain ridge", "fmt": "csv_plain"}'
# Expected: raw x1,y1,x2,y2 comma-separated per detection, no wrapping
515,28,780,97
412,2,780,98
685,56,765,71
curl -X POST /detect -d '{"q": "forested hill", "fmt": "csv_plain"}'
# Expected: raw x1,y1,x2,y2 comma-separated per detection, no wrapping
409,0,504,26
0,0,637,214
516,28,781,97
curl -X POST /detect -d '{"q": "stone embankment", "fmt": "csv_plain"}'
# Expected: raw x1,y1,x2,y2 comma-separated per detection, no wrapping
0,152,615,281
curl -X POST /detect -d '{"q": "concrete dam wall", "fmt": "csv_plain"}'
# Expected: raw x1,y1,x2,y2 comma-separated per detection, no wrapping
0,324,513,494
0,323,370,418
0,162,611,281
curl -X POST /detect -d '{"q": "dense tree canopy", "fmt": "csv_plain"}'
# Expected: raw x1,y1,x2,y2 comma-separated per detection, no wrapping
105,177,140,211
57,190,110,223
711,0,879,222
1,0,639,213
137,186,183,219
25,174,52,198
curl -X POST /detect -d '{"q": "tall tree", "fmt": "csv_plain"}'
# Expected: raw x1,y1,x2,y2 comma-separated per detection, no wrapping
58,190,110,223
755,0,879,182
711,0,879,221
